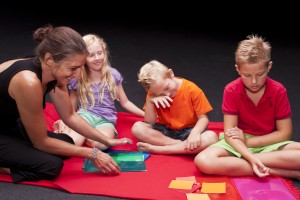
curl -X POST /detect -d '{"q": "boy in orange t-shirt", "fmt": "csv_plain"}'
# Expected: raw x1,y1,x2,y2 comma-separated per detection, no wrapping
131,60,218,154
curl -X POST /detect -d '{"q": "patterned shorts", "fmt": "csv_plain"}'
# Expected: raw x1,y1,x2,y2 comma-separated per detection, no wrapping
151,123,193,141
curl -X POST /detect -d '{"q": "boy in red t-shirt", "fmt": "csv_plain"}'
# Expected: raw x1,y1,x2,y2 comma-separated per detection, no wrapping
195,35,300,179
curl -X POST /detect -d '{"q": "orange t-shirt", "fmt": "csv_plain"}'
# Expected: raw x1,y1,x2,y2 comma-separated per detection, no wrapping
144,78,213,130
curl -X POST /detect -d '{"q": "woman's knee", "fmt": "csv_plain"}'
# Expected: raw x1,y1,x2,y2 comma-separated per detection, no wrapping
39,156,64,180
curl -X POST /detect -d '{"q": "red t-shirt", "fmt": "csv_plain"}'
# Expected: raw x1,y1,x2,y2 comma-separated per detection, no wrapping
222,77,291,135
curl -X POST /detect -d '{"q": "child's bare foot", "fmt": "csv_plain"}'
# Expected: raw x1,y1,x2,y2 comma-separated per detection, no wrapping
292,171,300,180
137,142,157,153
53,120,71,134
53,120,64,133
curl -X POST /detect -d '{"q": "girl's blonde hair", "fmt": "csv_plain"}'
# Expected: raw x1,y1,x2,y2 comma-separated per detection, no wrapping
235,34,271,67
138,60,172,90
77,34,118,109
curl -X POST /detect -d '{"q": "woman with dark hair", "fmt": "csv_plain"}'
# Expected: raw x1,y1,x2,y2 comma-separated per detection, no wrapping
0,25,131,183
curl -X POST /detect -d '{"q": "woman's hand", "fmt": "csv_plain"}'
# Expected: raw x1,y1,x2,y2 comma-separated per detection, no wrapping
92,149,120,175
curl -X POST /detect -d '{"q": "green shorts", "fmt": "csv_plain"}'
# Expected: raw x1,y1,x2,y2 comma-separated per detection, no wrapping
77,109,118,137
212,132,293,157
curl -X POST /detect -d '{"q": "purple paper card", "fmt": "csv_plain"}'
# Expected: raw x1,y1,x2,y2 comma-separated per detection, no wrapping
233,177,296,200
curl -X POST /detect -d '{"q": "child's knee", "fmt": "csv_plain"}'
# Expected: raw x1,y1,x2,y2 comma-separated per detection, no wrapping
194,152,213,174
131,121,144,136
202,131,218,145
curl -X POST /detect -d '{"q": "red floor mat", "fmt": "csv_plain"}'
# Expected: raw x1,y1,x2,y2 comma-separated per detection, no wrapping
0,103,299,200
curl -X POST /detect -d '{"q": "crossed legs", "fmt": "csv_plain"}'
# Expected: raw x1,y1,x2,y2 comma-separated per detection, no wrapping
131,121,218,154
53,120,115,150
195,142,300,179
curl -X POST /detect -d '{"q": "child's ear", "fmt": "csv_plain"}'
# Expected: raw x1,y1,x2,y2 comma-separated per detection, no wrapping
267,61,273,72
168,69,174,77
235,64,240,75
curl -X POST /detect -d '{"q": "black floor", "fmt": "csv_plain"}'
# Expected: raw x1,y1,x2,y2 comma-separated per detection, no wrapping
1,14,300,200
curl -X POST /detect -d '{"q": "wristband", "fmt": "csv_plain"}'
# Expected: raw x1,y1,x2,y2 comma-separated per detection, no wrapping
90,147,98,162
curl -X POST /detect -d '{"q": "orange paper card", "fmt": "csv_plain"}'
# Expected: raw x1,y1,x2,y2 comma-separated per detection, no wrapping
201,182,226,193
168,180,194,190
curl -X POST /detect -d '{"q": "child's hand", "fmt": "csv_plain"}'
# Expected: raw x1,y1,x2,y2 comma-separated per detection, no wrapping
251,158,270,178
149,96,173,108
185,133,201,151
225,127,246,143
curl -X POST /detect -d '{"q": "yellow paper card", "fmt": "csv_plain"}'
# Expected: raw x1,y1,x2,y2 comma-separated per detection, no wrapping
201,182,226,193
168,180,194,190
186,193,210,200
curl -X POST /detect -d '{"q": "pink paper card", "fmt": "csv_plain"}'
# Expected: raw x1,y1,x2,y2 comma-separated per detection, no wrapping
186,193,210,200
233,177,297,200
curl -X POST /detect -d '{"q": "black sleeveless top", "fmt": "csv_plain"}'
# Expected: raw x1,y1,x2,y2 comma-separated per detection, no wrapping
0,58,56,134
